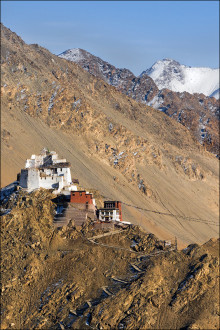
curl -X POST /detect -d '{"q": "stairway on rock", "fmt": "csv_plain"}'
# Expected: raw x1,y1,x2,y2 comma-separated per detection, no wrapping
53,204,95,227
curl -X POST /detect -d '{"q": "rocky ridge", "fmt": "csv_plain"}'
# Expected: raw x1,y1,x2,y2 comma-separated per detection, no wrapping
1,189,219,329
59,49,219,155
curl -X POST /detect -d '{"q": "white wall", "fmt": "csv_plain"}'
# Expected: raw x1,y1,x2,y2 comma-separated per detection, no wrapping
57,167,71,186
99,209,120,221
39,175,63,190
53,159,67,164
51,153,58,161
27,168,39,192
25,154,44,168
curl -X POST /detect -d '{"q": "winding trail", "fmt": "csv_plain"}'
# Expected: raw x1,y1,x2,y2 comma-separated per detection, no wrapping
86,229,176,258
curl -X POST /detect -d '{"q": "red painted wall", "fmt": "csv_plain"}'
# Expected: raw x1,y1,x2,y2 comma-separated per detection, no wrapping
70,191,93,204
116,201,123,222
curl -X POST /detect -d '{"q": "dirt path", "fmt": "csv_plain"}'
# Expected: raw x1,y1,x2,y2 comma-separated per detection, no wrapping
87,230,175,257
87,229,123,240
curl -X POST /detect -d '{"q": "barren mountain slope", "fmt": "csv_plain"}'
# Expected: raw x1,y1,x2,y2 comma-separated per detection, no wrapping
1,190,219,329
59,49,219,154
1,24,219,246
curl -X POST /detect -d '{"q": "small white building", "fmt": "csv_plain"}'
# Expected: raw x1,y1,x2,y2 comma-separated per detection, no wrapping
18,148,78,193
98,201,123,222
99,208,120,221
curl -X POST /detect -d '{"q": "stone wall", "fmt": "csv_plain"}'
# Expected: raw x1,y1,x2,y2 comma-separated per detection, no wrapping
20,169,28,188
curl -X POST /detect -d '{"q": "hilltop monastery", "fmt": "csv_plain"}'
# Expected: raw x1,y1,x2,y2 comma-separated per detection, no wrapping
18,148,78,194
17,148,126,225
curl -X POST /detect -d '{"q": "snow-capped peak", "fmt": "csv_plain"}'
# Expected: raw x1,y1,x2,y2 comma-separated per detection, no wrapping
58,48,84,62
156,58,183,66
141,59,219,98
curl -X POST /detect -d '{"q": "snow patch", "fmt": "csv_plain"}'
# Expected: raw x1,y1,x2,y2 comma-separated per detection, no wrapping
147,94,164,109
59,49,84,62
48,91,57,114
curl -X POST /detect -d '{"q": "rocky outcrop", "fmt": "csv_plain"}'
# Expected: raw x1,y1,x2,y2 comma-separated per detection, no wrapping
85,242,219,330
1,190,219,329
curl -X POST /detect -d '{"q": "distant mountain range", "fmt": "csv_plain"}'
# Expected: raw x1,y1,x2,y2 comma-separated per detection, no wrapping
59,49,219,99
59,48,219,155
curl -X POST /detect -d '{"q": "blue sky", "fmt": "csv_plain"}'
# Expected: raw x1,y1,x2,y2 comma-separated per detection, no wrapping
1,1,219,75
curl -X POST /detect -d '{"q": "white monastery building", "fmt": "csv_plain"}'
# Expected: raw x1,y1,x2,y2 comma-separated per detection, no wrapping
18,148,78,194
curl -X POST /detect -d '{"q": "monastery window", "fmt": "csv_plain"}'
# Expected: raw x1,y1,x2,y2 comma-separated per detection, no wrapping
60,168,62,172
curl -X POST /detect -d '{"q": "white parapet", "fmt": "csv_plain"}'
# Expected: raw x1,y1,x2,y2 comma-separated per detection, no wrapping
53,159,67,164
